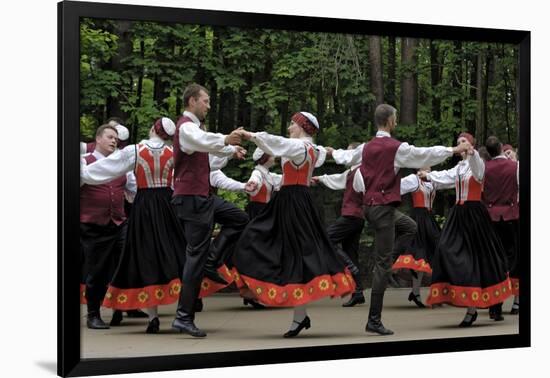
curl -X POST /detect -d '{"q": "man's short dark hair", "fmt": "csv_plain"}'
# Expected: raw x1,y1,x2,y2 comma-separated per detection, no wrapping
485,136,502,158
95,124,118,138
183,83,208,107
374,104,397,128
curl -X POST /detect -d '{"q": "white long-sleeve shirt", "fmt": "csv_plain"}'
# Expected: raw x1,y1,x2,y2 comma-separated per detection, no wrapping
332,130,453,171
210,170,245,192
178,111,236,158
317,164,361,191
250,132,327,168
80,150,137,196
351,171,435,195
247,165,283,196
427,150,484,191
80,137,168,186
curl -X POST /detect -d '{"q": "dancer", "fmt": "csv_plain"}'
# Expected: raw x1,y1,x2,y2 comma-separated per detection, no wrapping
312,142,366,307
81,118,196,333
245,147,282,219
483,136,520,315
423,133,512,326
233,111,354,338
80,124,136,329
392,169,441,308
327,104,469,335
171,83,248,337
81,120,130,154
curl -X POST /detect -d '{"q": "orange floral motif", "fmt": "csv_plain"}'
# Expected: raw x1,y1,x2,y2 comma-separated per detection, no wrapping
319,279,330,291
105,292,112,299
138,291,149,303
403,257,411,264
201,281,210,291
256,287,263,296
471,292,480,301
171,283,181,295
293,288,304,300
431,288,439,297
155,289,164,300
308,287,314,295
450,289,456,298
117,293,128,304
482,292,490,302
341,276,349,286
268,288,277,299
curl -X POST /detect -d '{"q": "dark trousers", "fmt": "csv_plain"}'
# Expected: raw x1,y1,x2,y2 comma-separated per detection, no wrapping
326,216,365,291
80,221,127,317
172,194,248,322
364,206,416,320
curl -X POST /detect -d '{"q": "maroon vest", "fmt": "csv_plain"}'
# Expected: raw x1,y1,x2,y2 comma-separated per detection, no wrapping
173,115,211,197
80,154,127,225
482,158,519,221
341,166,364,219
360,136,402,206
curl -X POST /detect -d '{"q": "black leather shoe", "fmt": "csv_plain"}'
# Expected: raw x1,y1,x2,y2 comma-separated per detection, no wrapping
510,305,519,315
489,305,504,321
110,310,123,326
342,292,366,307
126,309,148,318
243,298,266,309
283,316,311,338
408,292,426,308
146,317,160,334
194,298,204,312
365,321,394,335
458,311,478,327
172,318,207,337
87,315,110,330
204,267,228,285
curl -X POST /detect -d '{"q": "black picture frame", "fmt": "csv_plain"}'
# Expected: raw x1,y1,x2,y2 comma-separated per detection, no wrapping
58,1,531,376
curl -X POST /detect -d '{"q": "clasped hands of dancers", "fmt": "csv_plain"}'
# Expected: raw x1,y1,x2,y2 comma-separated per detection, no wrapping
81,84,518,339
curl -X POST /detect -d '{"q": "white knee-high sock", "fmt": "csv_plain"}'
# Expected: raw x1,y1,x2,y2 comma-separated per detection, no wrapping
289,306,308,331
143,306,158,321
412,272,424,296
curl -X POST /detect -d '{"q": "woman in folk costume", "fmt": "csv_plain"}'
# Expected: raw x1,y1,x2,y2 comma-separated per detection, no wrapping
423,133,512,326
234,111,355,338
80,118,190,333
245,147,282,220
392,168,441,308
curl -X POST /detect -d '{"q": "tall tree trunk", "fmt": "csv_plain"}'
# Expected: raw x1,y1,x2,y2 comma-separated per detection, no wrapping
369,36,384,106
387,36,397,106
430,40,442,125
316,82,325,144
400,38,418,125
280,97,290,137
132,39,145,143
106,20,132,122
466,53,477,134
153,34,174,112
451,41,463,129
475,48,487,145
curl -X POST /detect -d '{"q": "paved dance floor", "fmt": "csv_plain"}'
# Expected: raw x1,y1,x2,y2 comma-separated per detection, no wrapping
81,288,519,359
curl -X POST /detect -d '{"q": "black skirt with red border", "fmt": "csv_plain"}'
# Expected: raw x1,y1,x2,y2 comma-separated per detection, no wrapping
427,201,512,308
233,185,355,307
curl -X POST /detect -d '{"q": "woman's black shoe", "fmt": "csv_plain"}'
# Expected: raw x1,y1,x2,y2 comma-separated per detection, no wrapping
110,310,123,326
342,292,366,307
458,311,478,327
146,317,160,334
283,316,311,338
510,304,519,315
408,292,426,308
243,298,266,309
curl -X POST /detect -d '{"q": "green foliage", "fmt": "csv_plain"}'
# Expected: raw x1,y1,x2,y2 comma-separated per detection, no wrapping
80,19,520,219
